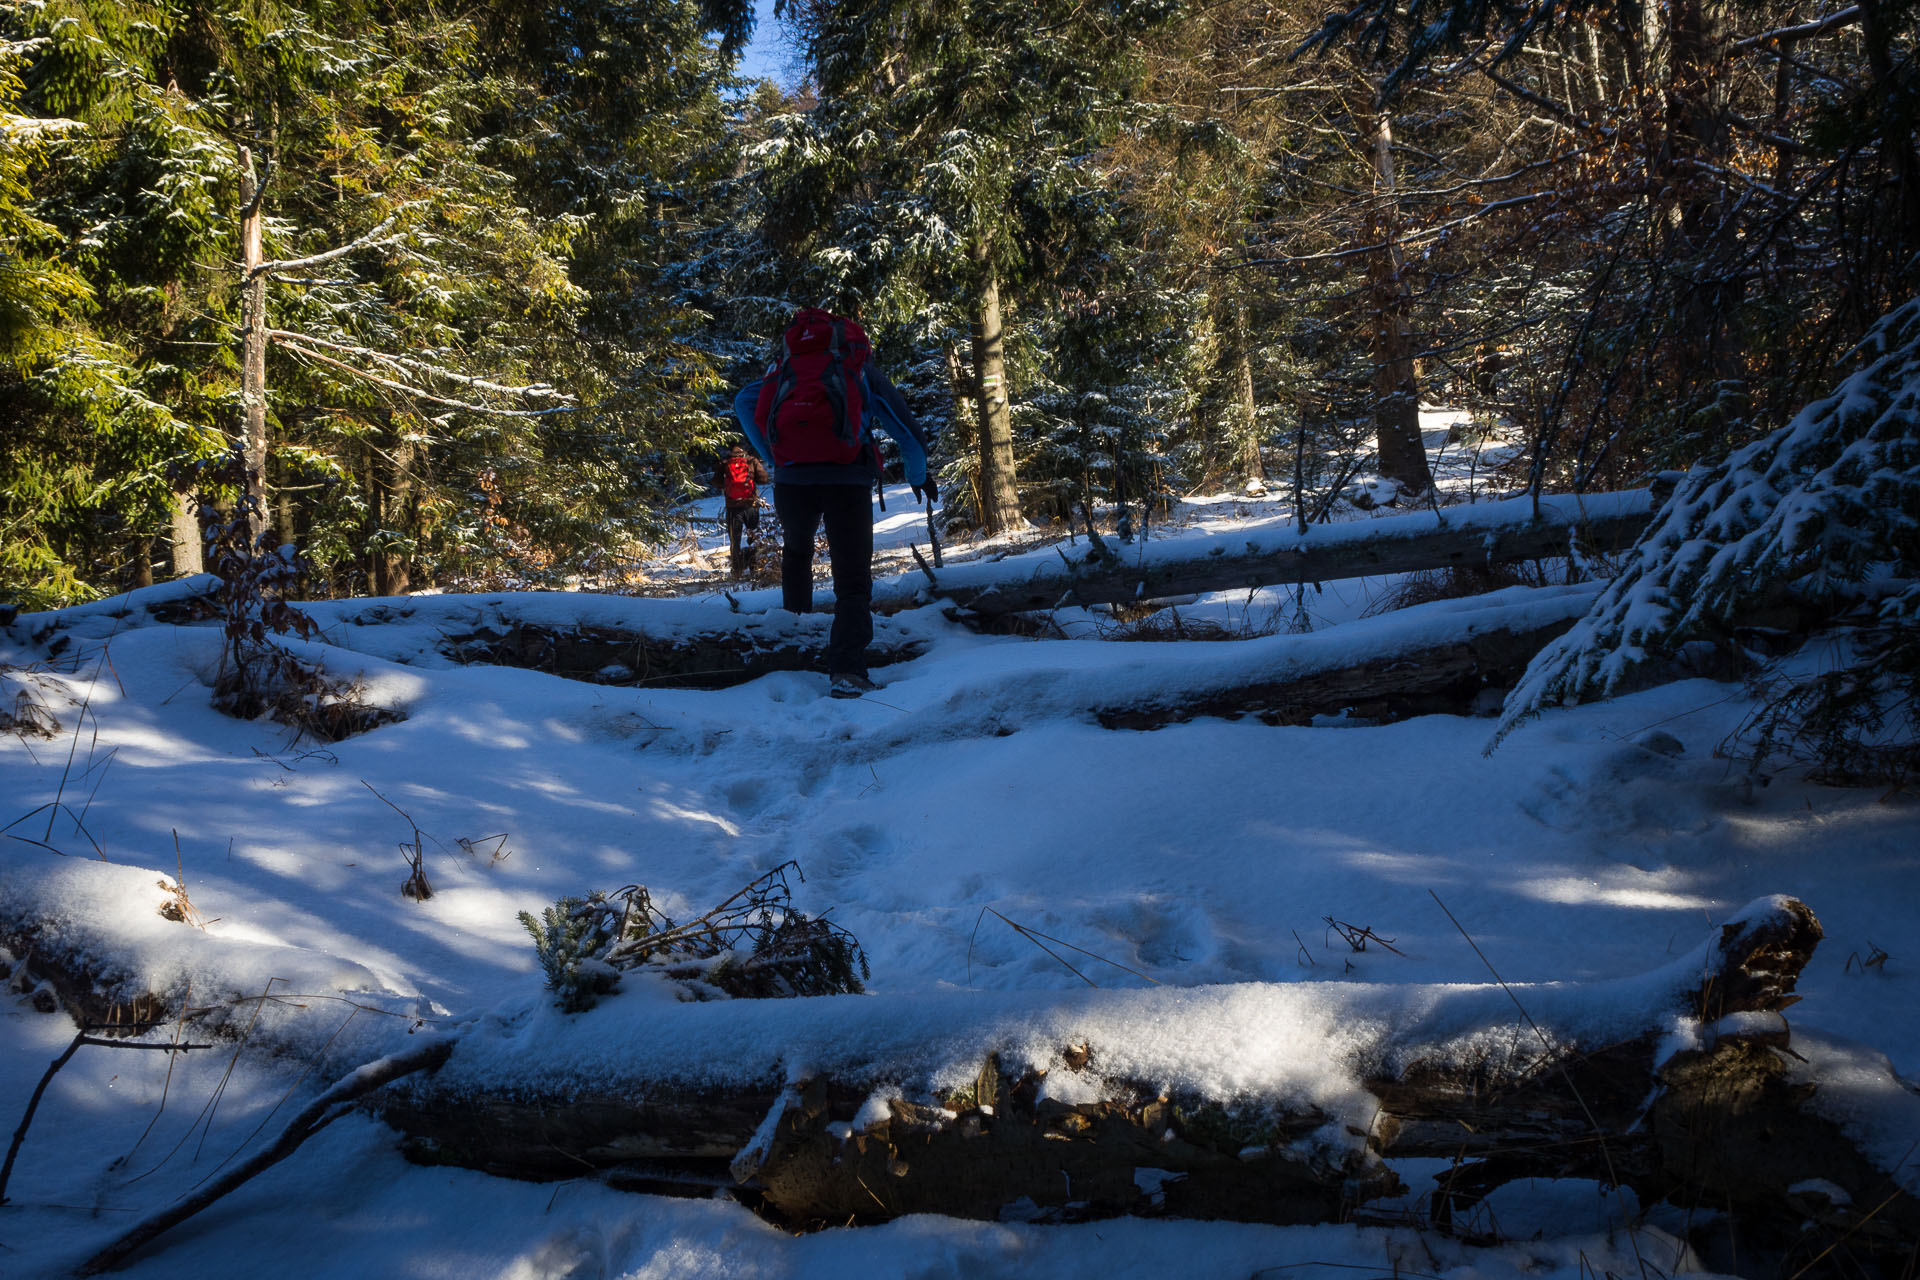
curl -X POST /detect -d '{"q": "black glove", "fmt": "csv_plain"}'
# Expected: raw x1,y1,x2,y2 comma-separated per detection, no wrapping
915,477,938,505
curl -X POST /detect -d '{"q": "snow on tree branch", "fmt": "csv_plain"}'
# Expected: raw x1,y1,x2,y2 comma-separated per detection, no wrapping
1490,296,1920,749
250,208,408,280
264,330,570,403
275,339,575,418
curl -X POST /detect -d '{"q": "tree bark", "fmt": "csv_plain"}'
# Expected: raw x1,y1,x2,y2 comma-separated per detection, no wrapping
168,491,203,577
236,147,269,516
1859,0,1920,268
129,536,154,590
372,428,415,596
375,898,1920,1254
970,250,1021,534
1231,299,1265,489
1366,107,1433,497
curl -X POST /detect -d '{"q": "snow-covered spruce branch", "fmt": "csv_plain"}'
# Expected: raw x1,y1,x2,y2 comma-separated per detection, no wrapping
1490,296,1920,750
265,330,569,402
274,339,574,418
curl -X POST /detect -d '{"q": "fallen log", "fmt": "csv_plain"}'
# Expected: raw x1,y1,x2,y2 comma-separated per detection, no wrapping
1091,591,1585,729
379,896,1920,1253
438,620,928,688
906,489,1656,617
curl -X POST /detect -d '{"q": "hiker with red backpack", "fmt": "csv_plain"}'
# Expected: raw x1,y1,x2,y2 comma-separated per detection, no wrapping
730,305,934,699
712,445,770,579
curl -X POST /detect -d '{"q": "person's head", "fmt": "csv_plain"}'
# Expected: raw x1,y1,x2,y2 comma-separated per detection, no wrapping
730,446,746,458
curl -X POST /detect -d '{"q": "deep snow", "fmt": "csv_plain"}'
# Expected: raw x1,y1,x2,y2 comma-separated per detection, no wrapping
2,459,1916,1279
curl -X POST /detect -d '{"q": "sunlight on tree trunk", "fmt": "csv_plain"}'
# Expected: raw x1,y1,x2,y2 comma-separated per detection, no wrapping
238,146,269,515
170,491,204,577
970,260,1020,534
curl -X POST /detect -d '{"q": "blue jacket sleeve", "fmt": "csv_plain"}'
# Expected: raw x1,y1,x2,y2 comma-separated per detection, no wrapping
861,367,929,488
732,381,774,468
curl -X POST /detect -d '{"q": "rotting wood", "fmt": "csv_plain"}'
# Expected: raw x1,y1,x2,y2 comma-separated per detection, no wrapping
372,896,1920,1258
440,622,928,689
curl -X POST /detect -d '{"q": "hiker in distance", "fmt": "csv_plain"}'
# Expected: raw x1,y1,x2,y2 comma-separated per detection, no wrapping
713,445,770,579
731,305,934,699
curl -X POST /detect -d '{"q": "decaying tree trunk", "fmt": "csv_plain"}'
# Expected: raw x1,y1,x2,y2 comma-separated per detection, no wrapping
917,489,1657,617
441,622,929,689
13,894,1915,1255
378,897,1920,1254
1091,593,1586,729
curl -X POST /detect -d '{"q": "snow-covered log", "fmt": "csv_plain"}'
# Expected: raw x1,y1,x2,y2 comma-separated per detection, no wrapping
435,619,927,688
1091,589,1586,729
906,490,1656,617
371,897,1920,1246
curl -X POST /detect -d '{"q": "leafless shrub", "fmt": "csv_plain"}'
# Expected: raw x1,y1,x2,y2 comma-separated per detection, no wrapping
1324,917,1406,955
1363,564,1534,617
0,678,60,739
1105,607,1247,643
1845,943,1890,975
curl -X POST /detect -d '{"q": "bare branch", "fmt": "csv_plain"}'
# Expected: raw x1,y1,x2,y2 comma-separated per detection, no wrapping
251,209,408,281
78,1037,455,1275
274,340,575,418
1733,5,1862,50
264,330,570,402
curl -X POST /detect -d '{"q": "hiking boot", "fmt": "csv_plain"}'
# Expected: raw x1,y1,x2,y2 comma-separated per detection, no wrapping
829,672,877,699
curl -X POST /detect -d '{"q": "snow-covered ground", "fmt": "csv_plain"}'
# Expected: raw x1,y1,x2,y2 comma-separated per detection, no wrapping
2,428,1916,1278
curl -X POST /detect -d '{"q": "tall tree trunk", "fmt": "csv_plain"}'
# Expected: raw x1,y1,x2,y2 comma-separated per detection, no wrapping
944,344,984,521
1657,0,1746,410
969,251,1021,534
1365,108,1433,497
367,430,415,596
1231,300,1265,490
169,491,204,577
237,147,269,516
1859,0,1920,285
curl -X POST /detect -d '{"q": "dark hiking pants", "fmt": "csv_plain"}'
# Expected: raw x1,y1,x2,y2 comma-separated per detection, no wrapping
773,483,872,678
724,499,758,577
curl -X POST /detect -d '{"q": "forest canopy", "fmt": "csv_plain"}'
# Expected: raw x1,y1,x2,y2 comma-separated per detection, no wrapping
1,0,1914,607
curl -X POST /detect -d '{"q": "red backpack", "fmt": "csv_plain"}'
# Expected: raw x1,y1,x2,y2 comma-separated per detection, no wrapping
722,455,757,502
755,307,872,467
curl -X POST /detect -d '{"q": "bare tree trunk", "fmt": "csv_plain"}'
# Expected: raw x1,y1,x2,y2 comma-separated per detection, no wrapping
383,433,416,595
1366,108,1433,497
1232,300,1265,490
168,491,203,577
237,147,269,515
943,344,983,522
969,250,1021,534
129,537,154,589
1860,0,1920,270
